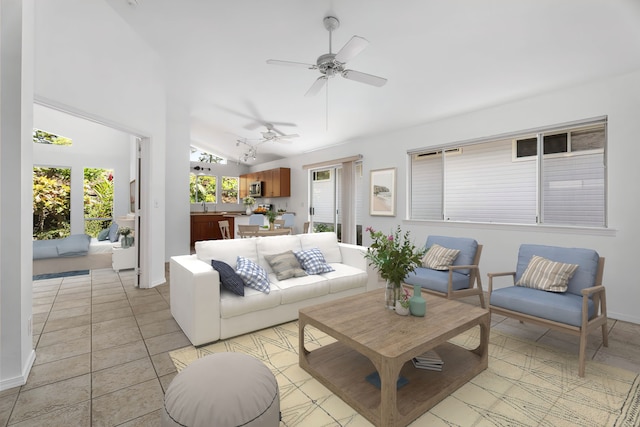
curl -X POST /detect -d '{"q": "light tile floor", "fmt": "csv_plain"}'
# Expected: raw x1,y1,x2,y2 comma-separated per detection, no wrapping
1,270,639,426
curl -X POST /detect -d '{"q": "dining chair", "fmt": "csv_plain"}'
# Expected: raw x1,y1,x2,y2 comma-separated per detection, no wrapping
238,224,259,238
303,222,310,233
281,213,295,229
273,219,286,229
249,214,264,226
218,220,231,240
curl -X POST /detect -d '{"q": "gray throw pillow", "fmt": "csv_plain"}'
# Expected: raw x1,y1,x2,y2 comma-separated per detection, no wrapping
264,250,307,281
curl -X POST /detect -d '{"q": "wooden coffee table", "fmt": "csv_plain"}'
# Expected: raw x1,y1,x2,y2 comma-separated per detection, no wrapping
299,288,490,427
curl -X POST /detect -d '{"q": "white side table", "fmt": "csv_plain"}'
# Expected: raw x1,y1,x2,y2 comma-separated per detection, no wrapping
112,244,135,272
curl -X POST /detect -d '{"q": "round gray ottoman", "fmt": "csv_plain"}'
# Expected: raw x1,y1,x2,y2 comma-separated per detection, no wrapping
162,352,280,427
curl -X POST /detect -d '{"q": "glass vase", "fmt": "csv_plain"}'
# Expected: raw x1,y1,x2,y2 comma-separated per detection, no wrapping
385,280,401,310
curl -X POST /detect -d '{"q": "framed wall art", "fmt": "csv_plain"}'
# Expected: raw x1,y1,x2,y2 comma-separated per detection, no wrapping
369,168,396,216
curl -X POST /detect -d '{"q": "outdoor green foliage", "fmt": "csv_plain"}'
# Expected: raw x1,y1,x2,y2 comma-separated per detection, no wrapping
190,175,216,203
221,176,238,203
198,152,224,163
33,129,72,146
84,168,114,237
190,175,238,204
313,223,334,233
33,167,71,240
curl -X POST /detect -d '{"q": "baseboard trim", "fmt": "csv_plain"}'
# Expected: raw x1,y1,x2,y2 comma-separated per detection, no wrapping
0,349,36,392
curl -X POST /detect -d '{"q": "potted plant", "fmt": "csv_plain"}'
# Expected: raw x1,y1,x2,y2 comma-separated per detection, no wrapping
364,225,426,310
119,226,134,248
242,196,255,215
266,210,277,230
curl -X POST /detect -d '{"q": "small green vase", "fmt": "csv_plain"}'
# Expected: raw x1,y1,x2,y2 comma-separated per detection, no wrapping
409,284,426,317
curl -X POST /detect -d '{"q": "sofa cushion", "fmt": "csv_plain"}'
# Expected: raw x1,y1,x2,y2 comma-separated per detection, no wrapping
425,236,478,275
515,244,600,296
404,267,470,293
322,263,369,293
421,243,460,271
263,250,307,281
196,239,258,269
294,248,335,275
220,286,281,319
271,275,330,304
236,256,270,294
211,260,244,296
256,235,303,274
491,286,595,327
299,232,342,263
516,255,578,293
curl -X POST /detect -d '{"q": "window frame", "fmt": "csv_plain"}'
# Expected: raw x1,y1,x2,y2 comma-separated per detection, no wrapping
408,117,607,228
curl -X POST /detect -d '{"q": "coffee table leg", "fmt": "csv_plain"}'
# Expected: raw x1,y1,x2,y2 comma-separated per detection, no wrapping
375,359,403,426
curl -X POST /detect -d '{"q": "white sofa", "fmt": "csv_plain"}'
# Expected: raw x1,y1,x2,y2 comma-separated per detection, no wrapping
170,232,378,346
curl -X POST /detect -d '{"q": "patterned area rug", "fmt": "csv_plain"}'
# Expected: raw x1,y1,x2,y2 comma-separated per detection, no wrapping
170,322,640,427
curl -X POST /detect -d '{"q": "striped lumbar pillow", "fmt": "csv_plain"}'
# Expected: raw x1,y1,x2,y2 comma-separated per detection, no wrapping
516,255,579,292
421,243,461,271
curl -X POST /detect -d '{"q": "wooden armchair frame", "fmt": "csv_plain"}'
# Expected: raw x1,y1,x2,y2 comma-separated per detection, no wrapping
487,257,607,377
421,245,486,308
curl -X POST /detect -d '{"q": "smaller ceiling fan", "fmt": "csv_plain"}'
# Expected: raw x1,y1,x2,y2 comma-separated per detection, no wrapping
267,16,387,97
245,124,299,144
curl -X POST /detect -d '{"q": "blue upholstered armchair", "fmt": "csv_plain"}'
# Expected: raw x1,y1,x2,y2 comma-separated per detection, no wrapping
404,235,485,308
487,244,608,377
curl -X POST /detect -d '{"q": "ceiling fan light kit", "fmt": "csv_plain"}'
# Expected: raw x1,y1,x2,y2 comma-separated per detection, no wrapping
266,15,388,97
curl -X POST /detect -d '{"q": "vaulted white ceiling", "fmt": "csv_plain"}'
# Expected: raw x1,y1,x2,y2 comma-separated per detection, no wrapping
106,0,640,163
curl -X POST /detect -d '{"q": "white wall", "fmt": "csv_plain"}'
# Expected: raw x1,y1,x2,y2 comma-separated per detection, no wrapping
33,0,167,288
262,69,640,324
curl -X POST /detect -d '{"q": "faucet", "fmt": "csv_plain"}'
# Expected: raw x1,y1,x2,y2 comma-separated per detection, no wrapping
202,200,207,213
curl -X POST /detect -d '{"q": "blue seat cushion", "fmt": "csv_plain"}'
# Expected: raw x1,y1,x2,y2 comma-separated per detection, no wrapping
425,236,478,275
491,286,595,327
404,267,470,293
516,244,599,296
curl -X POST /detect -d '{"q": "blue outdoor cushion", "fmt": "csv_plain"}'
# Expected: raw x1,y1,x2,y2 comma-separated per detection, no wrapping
108,222,120,243
211,259,244,296
404,267,470,293
56,234,91,257
33,239,60,260
515,244,600,296
425,236,478,275
491,286,595,327
97,228,110,241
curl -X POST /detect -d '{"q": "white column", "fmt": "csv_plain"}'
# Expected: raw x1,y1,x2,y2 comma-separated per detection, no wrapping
0,0,36,390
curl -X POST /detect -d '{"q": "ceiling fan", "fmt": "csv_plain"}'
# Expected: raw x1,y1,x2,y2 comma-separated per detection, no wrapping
267,16,387,97
241,124,299,144
235,124,299,163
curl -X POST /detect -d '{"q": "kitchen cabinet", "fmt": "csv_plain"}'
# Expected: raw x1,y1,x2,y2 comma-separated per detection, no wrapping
190,214,235,246
239,175,249,199
239,167,290,198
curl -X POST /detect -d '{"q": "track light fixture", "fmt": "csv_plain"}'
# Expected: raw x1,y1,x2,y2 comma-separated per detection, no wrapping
193,166,211,171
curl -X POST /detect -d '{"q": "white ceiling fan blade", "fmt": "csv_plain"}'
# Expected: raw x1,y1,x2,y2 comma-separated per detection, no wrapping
334,36,369,63
341,69,387,87
279,134,299,140
266,59,317,70
305,76,327,97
